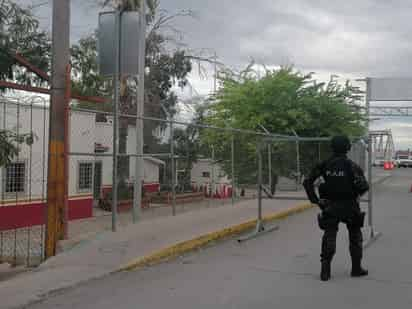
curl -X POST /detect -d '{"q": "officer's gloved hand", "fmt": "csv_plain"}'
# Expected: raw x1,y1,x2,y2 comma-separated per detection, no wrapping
317,199,328,211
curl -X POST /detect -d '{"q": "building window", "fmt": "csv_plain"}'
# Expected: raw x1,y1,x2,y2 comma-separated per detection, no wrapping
202,171,211,178
5,162,26,194
78,162,93,191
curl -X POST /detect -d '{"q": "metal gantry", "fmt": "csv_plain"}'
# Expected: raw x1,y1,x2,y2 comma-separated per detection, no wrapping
370,129,395,164
370,106,412,117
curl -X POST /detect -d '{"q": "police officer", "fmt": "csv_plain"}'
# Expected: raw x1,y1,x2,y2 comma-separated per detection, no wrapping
303,135,369,281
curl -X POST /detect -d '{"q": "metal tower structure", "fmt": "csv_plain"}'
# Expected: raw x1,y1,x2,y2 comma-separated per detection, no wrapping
370,129,395,164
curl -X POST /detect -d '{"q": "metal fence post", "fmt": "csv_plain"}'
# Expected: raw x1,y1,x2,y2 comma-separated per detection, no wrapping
366,78,374,237
290,129,300,190
268,144,272,190
170,118,176,216
257,141,263,223
211,146,215,198
231,134,235,205
238,139,279,242
318,142,321,162
133,0,146,223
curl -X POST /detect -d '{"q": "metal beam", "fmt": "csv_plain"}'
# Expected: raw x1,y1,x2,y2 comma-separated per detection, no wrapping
13,53,50,81
0,81,50,95
370,106,412,117
0,81,107,104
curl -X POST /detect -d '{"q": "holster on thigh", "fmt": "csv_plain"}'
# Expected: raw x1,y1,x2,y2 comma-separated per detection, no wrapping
349,211,366,228
318,211,338,230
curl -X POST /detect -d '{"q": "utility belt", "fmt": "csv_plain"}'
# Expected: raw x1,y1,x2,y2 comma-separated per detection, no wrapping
317,199,365,230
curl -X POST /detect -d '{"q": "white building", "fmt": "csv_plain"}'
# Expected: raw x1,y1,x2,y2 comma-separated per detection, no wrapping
0,100,163,229
190,158,231,195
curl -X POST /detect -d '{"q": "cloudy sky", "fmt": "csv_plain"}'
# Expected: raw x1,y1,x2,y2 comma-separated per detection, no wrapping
17,0,412,149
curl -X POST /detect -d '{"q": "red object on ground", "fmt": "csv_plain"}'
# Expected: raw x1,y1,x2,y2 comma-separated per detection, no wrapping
68,198,93,220
384,162,393,170
228,187,233,198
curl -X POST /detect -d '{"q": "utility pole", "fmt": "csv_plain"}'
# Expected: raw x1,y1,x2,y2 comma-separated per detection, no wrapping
45,0,70,258
133,0,146,223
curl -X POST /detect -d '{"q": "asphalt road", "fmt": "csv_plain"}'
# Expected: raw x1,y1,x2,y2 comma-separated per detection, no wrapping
27,169,412,309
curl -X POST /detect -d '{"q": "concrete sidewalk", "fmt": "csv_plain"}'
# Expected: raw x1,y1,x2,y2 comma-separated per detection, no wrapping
0,197,309,309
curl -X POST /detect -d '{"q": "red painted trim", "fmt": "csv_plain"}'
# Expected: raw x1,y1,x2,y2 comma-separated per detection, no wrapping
101,183,160,195
0,197,93,231
71,94,107,104
144,183,160,193
0,80,108,104
4,53,108,104
68,198,93,220
0,80,50,94
0,202,45,230
13,53,50,81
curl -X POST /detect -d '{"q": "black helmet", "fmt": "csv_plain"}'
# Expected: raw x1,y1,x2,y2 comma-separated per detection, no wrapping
331,135,351,154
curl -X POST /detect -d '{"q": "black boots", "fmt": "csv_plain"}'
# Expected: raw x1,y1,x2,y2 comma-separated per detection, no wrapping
321,260,368,281
320,261,331,281
351,267,368,277
351,265,368,277
351,259,368,277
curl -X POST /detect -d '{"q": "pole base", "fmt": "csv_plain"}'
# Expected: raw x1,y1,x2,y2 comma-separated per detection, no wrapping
238,221,279,242
363,228,382,249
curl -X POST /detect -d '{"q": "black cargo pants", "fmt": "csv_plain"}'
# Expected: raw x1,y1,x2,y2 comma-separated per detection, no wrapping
319,200,364,263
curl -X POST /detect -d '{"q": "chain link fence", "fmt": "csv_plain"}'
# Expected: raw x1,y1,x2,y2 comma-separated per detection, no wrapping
65,106,374,245
0,97,47,267
0,96,373,266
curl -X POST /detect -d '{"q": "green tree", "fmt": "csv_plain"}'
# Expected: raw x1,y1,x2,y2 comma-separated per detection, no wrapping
0,130,34,167
0,1,44,166
0,0,50,88
201,66,365,185
71,1,192,139
69,1,193,189
172,126,199,191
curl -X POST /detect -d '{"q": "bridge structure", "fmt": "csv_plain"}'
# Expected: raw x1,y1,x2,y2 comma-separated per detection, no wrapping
369,129,395,165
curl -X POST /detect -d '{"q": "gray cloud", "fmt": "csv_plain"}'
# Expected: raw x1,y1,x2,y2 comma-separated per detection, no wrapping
20,0,412,75
14,0,412,147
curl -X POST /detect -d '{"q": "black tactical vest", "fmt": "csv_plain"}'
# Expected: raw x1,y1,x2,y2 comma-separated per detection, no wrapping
321,156,356,201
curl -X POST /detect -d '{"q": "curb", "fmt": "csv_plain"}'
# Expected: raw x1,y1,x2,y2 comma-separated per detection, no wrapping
118,202,314,272
373,175,391,185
